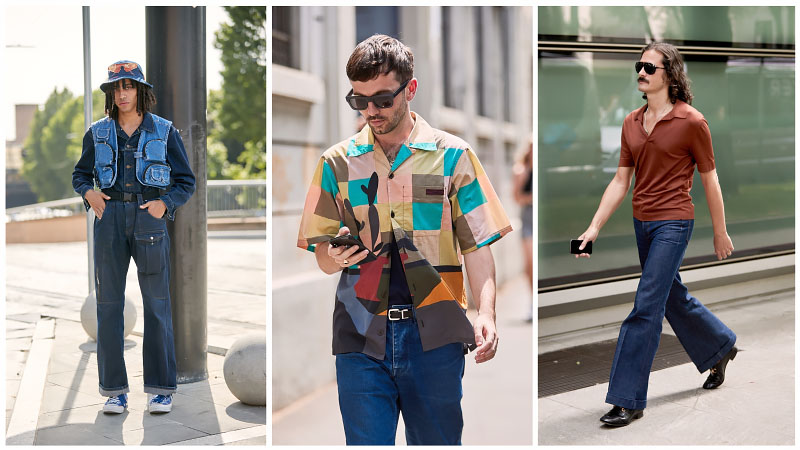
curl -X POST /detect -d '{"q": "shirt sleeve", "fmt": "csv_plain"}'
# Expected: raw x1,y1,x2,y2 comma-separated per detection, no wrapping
618,120,634,167
72,129,96,211
690,118,716,173
160,126,196,220
297,156,343,253
449,147,513,254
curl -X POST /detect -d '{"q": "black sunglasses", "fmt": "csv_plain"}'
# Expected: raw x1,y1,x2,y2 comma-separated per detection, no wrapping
635,62,665,75
345,79,410,110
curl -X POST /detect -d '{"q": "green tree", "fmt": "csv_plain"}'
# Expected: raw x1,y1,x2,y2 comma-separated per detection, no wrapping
210,6,266,178
22,89,105,201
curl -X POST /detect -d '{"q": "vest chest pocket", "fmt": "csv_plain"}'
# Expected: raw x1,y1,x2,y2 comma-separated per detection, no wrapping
95,142,115,186
144,139,167,162
141,139,170,186
144,164,171,186
135,230,166,274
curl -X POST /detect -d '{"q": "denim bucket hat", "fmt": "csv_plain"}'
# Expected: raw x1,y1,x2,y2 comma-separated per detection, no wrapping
100,60,153,93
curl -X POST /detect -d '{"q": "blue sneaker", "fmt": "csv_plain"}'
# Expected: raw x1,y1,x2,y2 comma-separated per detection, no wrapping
148,394,173,413
103,394,127,414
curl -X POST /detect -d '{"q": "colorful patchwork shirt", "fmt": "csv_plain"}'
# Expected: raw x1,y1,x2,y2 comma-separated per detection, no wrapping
297,112,512,359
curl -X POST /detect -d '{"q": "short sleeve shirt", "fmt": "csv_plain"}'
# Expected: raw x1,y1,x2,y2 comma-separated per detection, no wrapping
619,100,715,221
297,112,512,359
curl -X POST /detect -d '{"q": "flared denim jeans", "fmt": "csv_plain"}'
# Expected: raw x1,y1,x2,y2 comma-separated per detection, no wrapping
606,219,737,410
94,196,177,397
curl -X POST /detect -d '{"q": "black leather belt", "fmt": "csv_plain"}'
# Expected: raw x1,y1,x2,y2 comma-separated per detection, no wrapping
387,307,413,321
102,189,161,202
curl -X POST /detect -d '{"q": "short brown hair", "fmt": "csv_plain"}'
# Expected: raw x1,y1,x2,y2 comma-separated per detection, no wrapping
104,79,157,120
346,34,414,83
640,42,693,105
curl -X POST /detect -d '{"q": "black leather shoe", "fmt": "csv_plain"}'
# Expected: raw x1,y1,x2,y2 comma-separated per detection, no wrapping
703,346,738,389
600,405,643,427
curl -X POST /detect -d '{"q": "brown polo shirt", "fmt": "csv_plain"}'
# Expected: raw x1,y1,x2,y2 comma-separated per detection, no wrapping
619,99,715,221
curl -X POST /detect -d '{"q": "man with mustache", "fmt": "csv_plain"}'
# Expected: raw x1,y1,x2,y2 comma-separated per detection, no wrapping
72,60,195,415
576,43,738,426
297,35,512,444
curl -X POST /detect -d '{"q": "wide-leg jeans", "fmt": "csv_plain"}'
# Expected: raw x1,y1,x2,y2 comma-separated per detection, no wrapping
94,196,178,397
335,305,466,445
606,219,737,410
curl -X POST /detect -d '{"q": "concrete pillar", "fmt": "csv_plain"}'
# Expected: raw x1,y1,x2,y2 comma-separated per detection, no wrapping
145,6,208,383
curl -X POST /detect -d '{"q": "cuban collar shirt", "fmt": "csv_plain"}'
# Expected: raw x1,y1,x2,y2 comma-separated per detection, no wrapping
297,112,512,359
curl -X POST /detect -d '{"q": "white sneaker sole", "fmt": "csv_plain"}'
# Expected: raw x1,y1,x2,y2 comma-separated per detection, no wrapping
103,404,125,414
148,403,172,413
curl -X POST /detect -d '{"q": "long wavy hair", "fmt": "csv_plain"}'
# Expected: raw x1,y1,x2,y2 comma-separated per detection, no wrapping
641,42,693,105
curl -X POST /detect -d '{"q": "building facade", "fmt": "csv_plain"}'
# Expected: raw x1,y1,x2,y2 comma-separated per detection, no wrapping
538,6,794,287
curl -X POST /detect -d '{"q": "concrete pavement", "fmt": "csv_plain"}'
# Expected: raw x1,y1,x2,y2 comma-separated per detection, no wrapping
538,287,795,445
272,275,534,445
5,232,266,445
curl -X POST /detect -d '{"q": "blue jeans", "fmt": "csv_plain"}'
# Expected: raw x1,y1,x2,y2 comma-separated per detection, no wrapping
335,305,465,445
94,196,177,396
606,219,736,410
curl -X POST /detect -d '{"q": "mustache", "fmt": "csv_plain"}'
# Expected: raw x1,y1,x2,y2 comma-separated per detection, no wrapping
638,76,648,83
367,115,386,121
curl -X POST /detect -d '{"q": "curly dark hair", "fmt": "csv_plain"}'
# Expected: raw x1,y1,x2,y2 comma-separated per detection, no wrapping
640,42,693,105
346,34,414,84
104,79,157,120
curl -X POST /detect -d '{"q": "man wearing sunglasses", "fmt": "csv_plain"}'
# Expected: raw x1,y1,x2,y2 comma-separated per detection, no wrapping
297,35,511,444
72,60,195,415
576,42,737,427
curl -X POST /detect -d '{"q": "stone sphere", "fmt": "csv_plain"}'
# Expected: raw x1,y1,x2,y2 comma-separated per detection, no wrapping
80,291,137,340
223,333,266,406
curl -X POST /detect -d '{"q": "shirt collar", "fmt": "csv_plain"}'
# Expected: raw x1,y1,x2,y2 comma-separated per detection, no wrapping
346,111,438,157
114,112,154,134
633,99,689,122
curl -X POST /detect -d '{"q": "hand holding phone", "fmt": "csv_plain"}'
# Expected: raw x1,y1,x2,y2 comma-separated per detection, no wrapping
329,234,368,254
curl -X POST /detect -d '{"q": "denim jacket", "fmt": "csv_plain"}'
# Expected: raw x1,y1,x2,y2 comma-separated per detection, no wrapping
72,112,196,220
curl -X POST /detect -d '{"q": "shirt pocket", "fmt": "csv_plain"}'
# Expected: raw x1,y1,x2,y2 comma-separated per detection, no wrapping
405,185,445,232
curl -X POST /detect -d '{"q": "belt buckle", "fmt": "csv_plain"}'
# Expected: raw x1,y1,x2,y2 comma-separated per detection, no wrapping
388,308,411,321
123,192,134,202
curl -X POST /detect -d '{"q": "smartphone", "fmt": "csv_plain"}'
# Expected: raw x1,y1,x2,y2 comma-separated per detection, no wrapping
329,234,368,254
570,239,592,254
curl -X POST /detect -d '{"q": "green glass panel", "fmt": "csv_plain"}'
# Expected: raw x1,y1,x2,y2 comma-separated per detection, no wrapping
538,52,794,281
539,6,794,46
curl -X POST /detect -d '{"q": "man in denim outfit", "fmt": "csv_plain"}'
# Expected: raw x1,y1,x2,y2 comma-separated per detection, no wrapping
72,60,195,414
576,43,738,427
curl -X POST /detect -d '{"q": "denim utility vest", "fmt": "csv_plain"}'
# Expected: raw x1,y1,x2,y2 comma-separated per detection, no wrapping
91,114,172,189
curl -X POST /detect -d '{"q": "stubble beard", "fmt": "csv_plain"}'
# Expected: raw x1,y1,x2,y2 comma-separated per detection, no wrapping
368,98,407,136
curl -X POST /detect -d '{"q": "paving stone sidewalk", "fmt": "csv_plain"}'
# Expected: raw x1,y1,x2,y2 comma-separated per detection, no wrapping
5,234,267,445
26,319,266,445
538,288,795,445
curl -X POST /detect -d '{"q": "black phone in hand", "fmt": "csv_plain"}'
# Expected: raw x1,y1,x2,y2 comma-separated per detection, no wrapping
570,239,592,254
329,234,368,253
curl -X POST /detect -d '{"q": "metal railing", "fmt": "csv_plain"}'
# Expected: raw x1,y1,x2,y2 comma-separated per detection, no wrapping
6,179,266,222
207,179,266,218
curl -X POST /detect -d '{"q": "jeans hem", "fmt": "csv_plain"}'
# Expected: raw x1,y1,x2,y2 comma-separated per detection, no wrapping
144,385,177,395
99,386,130,397
605,392,646,410
696,336,737,373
